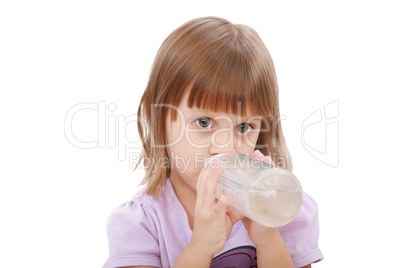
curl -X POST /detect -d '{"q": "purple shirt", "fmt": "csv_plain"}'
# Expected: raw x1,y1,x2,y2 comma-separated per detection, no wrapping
103,179,323,268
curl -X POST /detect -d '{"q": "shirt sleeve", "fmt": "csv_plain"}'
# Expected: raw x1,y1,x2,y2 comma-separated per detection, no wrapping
102,198,162,268
279,192,324,268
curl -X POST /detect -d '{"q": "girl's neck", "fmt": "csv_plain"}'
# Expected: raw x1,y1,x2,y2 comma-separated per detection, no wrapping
169,171,197,230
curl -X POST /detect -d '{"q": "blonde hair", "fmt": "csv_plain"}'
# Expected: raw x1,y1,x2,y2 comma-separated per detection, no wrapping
136,16,292,197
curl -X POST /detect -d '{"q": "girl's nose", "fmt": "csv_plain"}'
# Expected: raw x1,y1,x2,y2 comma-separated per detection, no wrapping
208,129,237,156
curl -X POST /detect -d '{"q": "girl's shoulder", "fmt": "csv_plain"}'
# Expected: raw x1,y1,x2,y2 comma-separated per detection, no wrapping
103,187,165,268
105,179,183,230
278,191,324,267
106,187,159,230
279,191,320,235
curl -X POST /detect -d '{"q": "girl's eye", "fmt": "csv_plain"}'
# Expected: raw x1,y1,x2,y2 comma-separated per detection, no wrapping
196,117,213,128
236,123,252,134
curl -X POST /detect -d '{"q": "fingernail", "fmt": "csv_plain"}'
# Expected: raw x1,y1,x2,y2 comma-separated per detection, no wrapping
265,156,274,165
255,150,264,158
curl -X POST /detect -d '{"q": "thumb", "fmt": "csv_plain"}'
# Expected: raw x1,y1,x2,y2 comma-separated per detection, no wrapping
226,207,246,225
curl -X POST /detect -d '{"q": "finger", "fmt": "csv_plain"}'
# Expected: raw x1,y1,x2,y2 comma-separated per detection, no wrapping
252,149,263,159
226,208,245,224
253,149,275,166
197,157,221,194
214,195,228,215
197,157,222,206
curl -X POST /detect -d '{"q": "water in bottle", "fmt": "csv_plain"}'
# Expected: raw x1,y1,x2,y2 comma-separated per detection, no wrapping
206,153,303,227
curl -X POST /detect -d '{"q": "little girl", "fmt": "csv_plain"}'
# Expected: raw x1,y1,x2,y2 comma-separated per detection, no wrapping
103,16,323,268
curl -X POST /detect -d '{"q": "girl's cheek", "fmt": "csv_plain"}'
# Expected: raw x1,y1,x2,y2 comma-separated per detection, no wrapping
186,132,212,147
241,132,260,147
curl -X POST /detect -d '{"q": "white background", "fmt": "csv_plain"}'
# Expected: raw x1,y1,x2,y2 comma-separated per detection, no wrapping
1,0,401,267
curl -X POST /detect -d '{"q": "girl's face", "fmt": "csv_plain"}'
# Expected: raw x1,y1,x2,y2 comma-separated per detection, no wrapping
165,91,262,193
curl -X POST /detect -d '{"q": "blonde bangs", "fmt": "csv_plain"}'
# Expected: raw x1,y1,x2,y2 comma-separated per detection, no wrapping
186,57,273,118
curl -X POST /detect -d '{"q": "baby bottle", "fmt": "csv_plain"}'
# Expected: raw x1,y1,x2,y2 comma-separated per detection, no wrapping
206,153,303,227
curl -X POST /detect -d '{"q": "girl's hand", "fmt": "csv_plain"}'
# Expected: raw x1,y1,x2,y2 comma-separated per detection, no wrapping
243,150,294,267
188,158,242,259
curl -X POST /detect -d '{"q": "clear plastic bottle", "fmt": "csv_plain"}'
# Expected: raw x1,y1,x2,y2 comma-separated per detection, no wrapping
206,153,303,227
